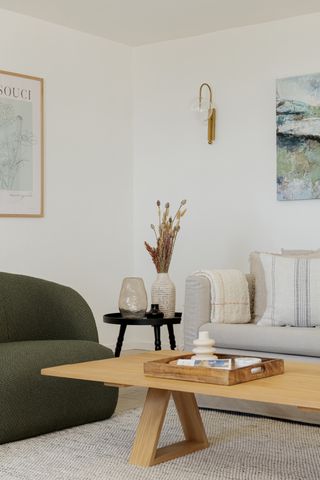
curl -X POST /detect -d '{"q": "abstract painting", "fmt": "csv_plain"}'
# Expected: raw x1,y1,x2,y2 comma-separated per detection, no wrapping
277,73,320,201
0,70,43,216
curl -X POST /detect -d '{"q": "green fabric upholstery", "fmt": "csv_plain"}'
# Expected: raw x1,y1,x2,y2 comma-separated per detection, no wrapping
0,272,118,444
0,340,118,444
0,272,98,343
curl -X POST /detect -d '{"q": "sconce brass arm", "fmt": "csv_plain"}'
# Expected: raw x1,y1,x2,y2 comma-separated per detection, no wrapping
199,82,215,144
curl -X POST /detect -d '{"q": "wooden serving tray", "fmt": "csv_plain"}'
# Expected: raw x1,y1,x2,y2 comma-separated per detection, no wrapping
144,353,284,386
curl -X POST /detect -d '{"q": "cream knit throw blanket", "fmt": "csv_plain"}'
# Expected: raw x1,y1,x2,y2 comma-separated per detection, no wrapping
194,269,251,323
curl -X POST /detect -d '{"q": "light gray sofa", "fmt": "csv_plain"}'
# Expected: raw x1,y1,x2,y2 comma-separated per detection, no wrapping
183,274,320,424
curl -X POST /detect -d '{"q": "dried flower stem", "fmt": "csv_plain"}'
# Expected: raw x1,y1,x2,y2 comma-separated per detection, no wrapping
145,200,187,273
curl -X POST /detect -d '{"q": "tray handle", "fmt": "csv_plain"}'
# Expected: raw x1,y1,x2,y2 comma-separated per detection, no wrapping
250,365,264,375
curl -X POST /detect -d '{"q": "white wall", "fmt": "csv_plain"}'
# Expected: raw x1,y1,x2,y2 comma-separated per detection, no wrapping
133,13,320,347
3,9,320,352
0,9,134,347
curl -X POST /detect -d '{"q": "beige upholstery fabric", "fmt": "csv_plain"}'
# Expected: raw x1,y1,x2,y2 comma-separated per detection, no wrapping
281,249,320,255
183,273,255,352
246,273,255,319
199,322,320,356
249,252,268,323
184,275,211,352
183,270,320,423
193,270,251,324
258,254,320,327
250,250,320,322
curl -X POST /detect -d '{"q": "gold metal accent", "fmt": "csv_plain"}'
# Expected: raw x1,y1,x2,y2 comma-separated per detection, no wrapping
199,83,215,144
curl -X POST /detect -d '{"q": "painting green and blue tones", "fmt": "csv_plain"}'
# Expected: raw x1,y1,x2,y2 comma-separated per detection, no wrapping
277,73,320,200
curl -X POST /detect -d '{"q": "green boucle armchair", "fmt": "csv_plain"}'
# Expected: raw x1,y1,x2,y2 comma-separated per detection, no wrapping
0,272,118,444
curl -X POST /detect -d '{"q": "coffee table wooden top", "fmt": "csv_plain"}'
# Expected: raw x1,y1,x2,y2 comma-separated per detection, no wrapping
41,350,320,411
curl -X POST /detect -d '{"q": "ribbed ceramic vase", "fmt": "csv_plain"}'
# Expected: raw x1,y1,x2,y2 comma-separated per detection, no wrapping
151,272,176,318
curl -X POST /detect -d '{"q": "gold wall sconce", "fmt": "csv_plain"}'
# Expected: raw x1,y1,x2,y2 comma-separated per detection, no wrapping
198,83,216,144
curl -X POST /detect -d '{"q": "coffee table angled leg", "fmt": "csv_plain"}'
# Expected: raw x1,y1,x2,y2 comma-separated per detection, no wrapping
129,388,209,467
129,388,170,467
172,391,208,444
115,324,127,357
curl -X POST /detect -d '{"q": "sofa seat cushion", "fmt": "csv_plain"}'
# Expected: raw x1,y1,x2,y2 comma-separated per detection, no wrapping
199,323,320,357
0,340,118,444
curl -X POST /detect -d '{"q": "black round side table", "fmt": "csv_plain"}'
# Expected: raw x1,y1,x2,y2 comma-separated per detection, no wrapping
103,312,182,357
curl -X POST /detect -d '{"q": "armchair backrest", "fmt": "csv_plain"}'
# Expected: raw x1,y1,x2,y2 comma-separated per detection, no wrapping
0,272,98,343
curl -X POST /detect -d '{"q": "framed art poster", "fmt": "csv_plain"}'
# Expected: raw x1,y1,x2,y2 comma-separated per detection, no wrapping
277,72,320,201
0,70,44,216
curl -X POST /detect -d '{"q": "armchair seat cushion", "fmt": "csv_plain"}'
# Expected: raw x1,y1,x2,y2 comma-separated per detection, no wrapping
0,340,118,444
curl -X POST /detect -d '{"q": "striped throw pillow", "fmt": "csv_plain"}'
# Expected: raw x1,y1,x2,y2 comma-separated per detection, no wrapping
258,253,320,327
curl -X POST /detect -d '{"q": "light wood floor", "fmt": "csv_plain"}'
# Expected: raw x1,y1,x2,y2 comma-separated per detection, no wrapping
115,350,148,414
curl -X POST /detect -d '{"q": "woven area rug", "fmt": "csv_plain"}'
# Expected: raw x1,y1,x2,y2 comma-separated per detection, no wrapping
1,405,320,480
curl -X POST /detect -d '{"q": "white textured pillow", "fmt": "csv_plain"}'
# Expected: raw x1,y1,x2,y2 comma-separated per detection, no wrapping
258,253,320,327
250,250,320,323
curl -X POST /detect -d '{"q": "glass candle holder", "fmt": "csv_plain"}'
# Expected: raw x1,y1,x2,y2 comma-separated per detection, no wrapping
118,277,147,319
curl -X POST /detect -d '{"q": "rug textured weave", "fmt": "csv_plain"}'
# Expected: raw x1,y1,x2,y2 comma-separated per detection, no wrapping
1,405,320,480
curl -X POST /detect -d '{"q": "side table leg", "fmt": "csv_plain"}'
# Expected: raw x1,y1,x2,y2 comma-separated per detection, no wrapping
153,325,161,350
115,324,127,357
167,323,176,350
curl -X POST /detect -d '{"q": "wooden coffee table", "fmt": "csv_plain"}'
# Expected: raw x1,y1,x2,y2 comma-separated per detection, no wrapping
41,351,320,468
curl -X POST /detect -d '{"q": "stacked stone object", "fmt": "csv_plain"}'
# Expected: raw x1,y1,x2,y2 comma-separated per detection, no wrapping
192,331,217,360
